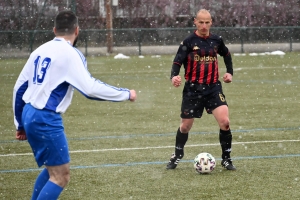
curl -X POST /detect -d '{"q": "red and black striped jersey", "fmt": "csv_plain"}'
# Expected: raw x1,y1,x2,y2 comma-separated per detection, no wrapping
171,31,233,84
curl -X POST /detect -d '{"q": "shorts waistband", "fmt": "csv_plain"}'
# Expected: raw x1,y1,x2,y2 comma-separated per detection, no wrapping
185,81,219,86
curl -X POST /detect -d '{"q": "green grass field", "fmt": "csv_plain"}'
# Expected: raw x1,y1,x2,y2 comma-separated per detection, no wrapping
0,52,300,199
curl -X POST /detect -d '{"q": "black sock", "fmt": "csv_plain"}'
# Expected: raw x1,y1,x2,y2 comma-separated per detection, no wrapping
175,128,188,156
219,129,232,159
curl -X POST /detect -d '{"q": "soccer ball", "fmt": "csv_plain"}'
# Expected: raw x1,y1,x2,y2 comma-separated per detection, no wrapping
193,152,216,174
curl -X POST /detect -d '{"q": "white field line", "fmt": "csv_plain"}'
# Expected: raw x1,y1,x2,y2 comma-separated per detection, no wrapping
1,139,299,157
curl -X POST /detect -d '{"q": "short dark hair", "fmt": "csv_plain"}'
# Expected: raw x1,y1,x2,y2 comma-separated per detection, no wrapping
54,10,78,36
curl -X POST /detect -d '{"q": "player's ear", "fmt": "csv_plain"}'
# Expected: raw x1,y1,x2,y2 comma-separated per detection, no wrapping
75,26,79,36
53,27,56,34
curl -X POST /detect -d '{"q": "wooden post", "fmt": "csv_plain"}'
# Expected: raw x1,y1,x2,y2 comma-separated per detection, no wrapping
71,0,76,14
106,0,113,54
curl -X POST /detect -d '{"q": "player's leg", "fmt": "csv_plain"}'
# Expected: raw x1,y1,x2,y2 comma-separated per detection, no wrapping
31,168,50,200
205,88,236,170
166,119,194,169
212,104,236,170
36,164,70,200
34,131,70,199
212,105,232,157
176,118,194,155
21,104,51,199
22,104,71,199
167,86,203,169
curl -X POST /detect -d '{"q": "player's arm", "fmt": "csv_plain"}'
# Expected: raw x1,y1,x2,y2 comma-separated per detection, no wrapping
223,52,233,76
218,37,233,76
66,53,135,102
170,40,189,79
222,52,233,83
170,40,189,87
13,59,31,140
170,63,181,79
217,37,233,83
170,63,182,87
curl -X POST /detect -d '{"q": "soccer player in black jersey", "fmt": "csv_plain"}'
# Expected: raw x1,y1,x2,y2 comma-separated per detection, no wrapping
166,9,236,170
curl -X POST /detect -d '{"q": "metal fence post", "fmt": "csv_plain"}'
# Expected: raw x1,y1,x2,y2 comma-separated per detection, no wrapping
290,28,293,52
138,29,142,55
29,0,48,53
71,0,76,14
240,28,244,53
85,31,88,56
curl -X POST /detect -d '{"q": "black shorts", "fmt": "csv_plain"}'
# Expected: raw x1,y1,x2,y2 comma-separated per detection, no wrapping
180,81,228,118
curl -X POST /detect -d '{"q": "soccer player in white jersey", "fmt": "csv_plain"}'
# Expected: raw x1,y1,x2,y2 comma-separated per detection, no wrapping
13,10,137,200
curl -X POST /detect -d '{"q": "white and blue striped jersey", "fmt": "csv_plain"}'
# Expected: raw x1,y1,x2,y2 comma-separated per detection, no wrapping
13,37,130,130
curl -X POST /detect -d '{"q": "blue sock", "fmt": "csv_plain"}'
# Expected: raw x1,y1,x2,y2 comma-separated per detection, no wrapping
37,180,63,200
31,168,50,200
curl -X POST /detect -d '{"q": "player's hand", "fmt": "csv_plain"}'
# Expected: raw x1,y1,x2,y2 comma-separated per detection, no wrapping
223,73,232,83
129,90,137,102
16,130,27,140
172,75,181,87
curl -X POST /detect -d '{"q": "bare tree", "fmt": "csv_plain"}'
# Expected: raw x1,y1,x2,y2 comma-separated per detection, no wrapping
0,0,299,30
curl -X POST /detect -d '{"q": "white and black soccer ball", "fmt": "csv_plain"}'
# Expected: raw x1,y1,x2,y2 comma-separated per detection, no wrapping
193,152,216,174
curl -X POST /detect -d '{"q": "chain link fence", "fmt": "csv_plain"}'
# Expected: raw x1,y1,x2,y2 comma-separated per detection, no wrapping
0,26,300,58
1,1,300,57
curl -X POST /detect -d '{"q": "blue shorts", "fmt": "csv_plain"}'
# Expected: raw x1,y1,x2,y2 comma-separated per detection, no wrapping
22,104,70,167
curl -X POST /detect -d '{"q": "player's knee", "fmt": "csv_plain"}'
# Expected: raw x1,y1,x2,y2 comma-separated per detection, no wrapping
219,118,230,130
64,174,71,186
180,125,191,133
50,168,70,187
62,170,71,186
55,172,70,187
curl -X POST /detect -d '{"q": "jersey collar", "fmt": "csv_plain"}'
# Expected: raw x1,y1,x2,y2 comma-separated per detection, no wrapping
194,30,211,39
53,37,72,45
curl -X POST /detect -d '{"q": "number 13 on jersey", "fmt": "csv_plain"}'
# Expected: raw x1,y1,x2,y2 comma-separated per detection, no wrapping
33,56,51,84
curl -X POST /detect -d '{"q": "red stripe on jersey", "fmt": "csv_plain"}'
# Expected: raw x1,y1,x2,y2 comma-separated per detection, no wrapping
206,62,212,84
213,58,219,83
185,54,192,80
198,49,205,83
198,62,205,83
192,52,197,82
206,51,213,84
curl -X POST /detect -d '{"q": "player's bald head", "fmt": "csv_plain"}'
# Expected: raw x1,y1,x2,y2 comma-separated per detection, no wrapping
54,10,78,36
195,9,212,21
